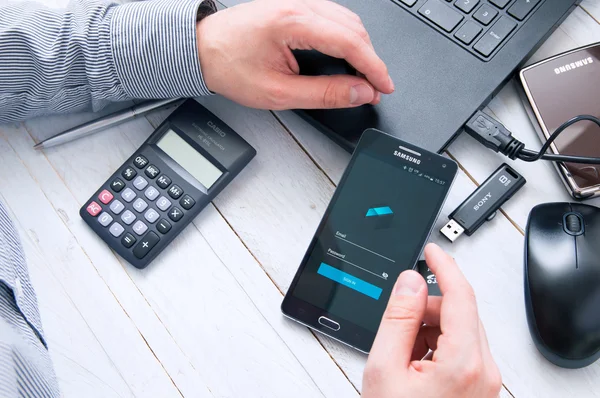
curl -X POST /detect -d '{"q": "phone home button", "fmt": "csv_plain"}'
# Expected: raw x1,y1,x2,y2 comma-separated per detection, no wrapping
318,316,340,331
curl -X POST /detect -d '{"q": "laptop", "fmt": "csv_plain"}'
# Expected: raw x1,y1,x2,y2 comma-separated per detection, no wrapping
295,0,580,153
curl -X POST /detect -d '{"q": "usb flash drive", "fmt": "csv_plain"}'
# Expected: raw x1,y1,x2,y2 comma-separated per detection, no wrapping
441,163,526,242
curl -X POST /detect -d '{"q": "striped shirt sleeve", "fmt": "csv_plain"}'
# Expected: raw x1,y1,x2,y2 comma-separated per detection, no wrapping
0,0,216,123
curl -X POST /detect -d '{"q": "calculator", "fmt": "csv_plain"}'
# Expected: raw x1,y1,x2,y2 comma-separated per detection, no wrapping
80,99,256,269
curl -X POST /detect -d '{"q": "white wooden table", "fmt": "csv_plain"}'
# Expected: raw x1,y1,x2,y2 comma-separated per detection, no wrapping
1,1,600,397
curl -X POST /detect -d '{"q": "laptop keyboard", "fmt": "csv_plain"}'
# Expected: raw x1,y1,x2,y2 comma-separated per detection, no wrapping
393,0,544,60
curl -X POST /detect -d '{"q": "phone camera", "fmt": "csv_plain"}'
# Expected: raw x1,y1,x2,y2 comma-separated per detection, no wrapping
442,164,447,168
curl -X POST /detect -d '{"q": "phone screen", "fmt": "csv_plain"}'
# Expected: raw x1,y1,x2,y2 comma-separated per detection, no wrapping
283,130,457,350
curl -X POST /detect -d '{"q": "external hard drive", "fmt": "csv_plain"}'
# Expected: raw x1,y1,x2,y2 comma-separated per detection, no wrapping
519,42,600,199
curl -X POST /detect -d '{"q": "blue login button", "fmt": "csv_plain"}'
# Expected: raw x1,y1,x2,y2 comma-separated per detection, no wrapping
317,263,383,300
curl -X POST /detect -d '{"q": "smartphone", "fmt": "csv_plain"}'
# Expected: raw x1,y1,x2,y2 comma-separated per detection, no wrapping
519,42,600,199
281,129,458,353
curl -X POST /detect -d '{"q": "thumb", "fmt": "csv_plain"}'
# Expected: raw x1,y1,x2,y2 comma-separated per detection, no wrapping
275,74,377,110
368,270,427,370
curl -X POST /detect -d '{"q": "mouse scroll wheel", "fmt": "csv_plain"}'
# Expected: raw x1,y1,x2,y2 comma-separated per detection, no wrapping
565,213,583,235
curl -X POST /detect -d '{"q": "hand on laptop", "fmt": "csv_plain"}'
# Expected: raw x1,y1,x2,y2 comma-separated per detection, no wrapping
363,243,502,398
196,0,394,110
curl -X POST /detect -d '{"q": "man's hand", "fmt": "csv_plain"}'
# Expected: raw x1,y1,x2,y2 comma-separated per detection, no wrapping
196,0,394,110
363,243,502,398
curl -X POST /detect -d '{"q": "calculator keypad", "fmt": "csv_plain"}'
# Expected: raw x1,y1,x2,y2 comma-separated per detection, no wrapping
133,231,160,259
180,195,195,210
145,165,160,179
121,188,136,203
122,233,136,248
83,153,199,262
110,200,125,215
86,201,102,217
133,176,148,191
157,219,171,234
132,220,148,236
99,190,114,205
168,207,184,222
121,210,136,225
133,198,148,213
109,223,125,237
134,155,149,169
111,178,125,192
122,167,137,181
156,175,171,189
144,209,160,224
145,186,160,201
98,212,113,227
168,185,183,199
156,196,172,211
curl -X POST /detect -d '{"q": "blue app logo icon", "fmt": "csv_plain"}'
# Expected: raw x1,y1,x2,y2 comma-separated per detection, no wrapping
365,206,394,229
365,206,394,217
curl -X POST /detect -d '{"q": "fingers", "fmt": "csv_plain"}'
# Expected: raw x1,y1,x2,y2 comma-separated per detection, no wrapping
424,295,441,326
289,15,394,94
305,0,373,48
410,325,441,361
423,243,480,343
273,74,377,109
368,270,428,371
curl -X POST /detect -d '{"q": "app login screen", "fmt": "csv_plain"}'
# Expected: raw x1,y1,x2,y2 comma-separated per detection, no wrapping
293,151,450,332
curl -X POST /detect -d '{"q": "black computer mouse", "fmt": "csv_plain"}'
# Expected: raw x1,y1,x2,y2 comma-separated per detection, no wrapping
292,49,357,77
525,202,600,368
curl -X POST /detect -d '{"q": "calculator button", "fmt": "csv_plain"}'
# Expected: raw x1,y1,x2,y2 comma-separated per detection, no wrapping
132,220,149,236
133,198,149,213
98,190,114,205
133,231,160,259
156,175,172,189
145,165,160,179
156,196,172,211
86,201,102,217
121,210,136,225
122,167,137,181
144,186,160,201
157,219,172,234
180,195,196,210
98,212,113,227
109,222,125,238
168,207,184,222
109,200,125,215
144,208,160,224
121,188,136,203
110,178,125,192
168,185,183,199
121,233,137,248
133,155,149,169
133,176,148,191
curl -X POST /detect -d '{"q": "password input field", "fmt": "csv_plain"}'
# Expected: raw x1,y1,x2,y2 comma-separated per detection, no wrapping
326,252,387,280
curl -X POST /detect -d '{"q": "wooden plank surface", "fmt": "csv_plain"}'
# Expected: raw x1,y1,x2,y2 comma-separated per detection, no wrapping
1,0,600,397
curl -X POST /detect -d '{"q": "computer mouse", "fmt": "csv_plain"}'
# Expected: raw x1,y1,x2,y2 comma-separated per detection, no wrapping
524,202,600,368
292,49,357,77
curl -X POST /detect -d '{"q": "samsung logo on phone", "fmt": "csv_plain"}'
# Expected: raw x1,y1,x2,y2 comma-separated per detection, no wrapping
207,120,226,137
554,57,594,75
394,146,421,165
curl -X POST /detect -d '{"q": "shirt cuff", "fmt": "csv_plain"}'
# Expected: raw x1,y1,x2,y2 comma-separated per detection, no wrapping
109,0,216,99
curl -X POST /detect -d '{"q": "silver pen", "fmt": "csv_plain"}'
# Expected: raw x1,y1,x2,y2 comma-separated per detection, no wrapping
33,98,185,150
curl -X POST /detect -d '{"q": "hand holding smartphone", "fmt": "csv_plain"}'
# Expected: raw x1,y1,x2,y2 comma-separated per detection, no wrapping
281,129,457,353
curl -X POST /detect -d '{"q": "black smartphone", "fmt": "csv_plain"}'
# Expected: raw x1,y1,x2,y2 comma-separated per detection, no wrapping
281,129,458,353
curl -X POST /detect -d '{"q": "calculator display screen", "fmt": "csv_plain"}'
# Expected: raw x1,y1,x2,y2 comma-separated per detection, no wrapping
157,129,223,188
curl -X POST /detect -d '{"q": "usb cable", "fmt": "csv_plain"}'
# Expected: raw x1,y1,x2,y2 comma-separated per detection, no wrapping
464,111,600,164
441,111,600,242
